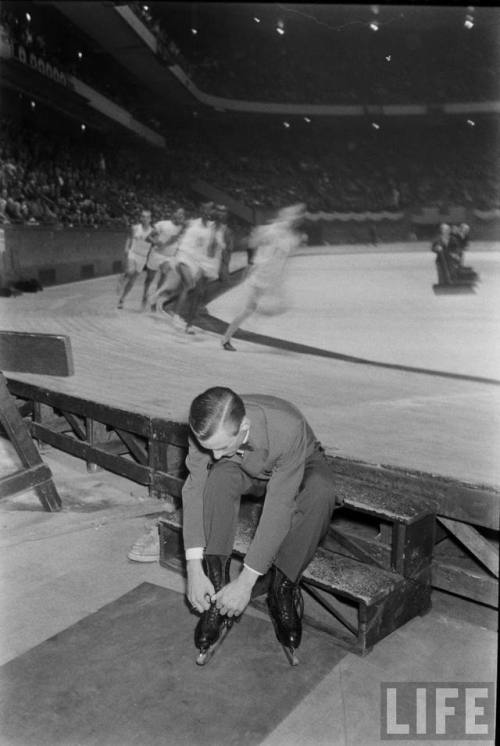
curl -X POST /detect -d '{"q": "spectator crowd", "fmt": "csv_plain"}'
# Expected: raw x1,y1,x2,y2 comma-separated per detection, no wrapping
0,114,196,228
1,110,499,229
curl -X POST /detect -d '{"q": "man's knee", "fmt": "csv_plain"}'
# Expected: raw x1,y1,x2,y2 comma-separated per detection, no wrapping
301,469,337,511
205,460,248,496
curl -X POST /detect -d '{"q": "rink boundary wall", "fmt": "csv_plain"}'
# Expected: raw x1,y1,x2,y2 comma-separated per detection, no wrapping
0,219,499,288
0,227,127,287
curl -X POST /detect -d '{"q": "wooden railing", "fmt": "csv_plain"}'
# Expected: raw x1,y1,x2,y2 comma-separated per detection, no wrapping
6,377,499,608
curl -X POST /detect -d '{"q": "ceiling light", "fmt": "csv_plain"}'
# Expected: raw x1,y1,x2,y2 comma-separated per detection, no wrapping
191,28,198,35
371,122,380,130
283,121,290,129
370,21,379,31
25,13,31,22
467,119,475,126
304,117,311,123
253,17,260,23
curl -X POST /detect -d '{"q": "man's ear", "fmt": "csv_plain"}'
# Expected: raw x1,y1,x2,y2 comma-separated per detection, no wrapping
240,415,250,434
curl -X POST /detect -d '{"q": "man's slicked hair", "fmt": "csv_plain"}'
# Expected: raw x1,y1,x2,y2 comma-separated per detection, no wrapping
189,387,245,440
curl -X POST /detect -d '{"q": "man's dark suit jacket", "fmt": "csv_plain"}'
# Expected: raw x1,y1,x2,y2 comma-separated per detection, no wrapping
182,394,323,574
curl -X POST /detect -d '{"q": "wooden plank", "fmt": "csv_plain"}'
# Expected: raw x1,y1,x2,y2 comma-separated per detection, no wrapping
327,455,500,530
336,474,433,523
6,380,152,438
0,331,74,376
151,418,189,448
0,464,52,499
0,373,61,511
62,411,86,440
438,516,499,577
326,526,390,571
150,470,184,500
432,561,498,607
303,549,399,606
30,422,150,485
115,429,148,465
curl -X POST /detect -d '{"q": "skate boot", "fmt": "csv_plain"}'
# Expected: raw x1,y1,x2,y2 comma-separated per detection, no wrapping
267,566,304,666
195,554,233,666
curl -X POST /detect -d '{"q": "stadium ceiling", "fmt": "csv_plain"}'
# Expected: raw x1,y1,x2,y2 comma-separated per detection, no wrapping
44,1,198,115
152,2,500,37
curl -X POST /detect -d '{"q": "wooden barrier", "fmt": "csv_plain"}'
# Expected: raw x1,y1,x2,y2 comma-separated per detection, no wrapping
5,377,499,607
0,332,75,510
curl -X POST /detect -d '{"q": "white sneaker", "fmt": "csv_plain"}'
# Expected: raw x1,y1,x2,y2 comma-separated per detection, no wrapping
127,526,160,563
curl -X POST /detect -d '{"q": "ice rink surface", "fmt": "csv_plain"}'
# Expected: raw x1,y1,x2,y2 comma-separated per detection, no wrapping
1,242,499,486
209,246,500,381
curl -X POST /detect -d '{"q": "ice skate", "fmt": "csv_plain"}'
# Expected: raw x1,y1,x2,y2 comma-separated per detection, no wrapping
194,555,234,666
267,566,303,666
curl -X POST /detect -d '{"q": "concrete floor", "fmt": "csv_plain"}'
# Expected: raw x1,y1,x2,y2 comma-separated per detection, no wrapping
0,446,496,746
0,244,498,744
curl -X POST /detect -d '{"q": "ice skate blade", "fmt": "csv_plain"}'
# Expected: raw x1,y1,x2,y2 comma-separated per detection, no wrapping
283,645,299,666
195,625,230,666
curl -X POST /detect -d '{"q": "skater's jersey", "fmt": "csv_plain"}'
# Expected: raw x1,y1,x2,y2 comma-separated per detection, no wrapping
128,223,153,259
151,220,183,257
182,394,323,575
175,218,223,280
126,222,153,272
147,220,184,271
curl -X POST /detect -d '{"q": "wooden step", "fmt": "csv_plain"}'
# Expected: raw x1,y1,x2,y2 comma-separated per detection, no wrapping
333,475,436,577
303,547,398,606
334,473,433,524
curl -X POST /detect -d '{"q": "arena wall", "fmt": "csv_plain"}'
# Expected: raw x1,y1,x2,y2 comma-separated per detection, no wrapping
0,226,127,287
1,213,498,289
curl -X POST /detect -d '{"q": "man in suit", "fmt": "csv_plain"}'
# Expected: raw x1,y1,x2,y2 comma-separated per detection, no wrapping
184,386,339,663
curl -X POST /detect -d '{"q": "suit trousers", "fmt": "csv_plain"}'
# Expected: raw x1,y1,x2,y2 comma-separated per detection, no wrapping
203,451,337,582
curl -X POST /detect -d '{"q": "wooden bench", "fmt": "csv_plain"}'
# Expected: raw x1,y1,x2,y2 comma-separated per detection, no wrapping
158,499,433,655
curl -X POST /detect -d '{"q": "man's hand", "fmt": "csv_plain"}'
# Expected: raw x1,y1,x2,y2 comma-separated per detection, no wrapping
187,559,214,612
213,567,257,618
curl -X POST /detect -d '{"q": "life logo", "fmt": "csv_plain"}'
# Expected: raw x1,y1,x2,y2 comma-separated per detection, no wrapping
380,682,495,740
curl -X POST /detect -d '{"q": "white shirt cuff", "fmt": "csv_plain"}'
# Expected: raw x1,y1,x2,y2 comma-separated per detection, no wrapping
243,562,262,576
185,547,204,560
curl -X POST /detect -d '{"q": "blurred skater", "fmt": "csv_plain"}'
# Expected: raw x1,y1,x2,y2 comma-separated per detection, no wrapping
149,202,223,333
221,204,306,351
143,207,186,311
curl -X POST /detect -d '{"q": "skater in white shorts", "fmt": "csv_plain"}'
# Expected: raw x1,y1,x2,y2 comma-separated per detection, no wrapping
117,209,153,309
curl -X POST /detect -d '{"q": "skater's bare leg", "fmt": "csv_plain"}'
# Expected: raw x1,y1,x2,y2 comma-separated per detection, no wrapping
221,292,259,348
150,263,188,307
142,269,157,309
185,277,208,332
117,271,139,308
172,264,196,325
